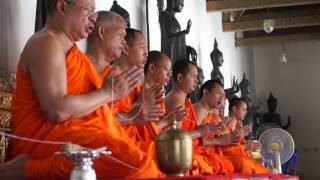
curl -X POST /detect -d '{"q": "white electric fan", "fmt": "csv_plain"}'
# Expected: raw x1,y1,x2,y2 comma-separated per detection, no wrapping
258,128,295,174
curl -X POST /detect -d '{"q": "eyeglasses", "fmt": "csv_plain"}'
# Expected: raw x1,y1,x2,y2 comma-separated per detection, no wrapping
156,64,172,75
65,0,95,16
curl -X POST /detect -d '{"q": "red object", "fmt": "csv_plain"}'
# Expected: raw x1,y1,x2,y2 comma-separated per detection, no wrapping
125,174,298,180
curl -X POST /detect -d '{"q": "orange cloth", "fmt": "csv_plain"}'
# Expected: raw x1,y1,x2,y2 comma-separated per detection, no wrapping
182,98,234,175
11,45,162,179
203,114,268,175
111,84,166,142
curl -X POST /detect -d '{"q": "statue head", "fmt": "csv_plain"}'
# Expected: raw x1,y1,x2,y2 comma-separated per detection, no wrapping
267,92,277,113
167,0,184,12
110,0,131,27
210,39,223,67
197,67,204,85
186,46,198,63
239,73,252,97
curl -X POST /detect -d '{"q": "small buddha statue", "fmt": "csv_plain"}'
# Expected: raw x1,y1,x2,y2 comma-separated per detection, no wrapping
239,73,261,139
210,39,239,101
210,39,224,84
110,0,131,27
262,93,291,130
186,46,204,103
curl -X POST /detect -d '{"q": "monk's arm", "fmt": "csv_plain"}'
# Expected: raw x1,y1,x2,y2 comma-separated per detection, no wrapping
26,38,112,122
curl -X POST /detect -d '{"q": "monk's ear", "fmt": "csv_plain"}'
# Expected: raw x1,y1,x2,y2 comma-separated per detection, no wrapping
232,106,237,113
203,89,209,97
56,0,67,15
98,25,105,40
177,73,184,82
149,64,156,73
122,42,129,55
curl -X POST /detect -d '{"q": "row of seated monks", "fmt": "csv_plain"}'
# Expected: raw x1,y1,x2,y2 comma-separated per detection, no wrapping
0,0,269,179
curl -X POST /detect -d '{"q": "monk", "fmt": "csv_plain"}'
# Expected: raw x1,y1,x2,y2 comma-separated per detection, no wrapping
110,28,165,141
0,2,162,179
141,50,187,140
222,97,269,174
165,59,232,175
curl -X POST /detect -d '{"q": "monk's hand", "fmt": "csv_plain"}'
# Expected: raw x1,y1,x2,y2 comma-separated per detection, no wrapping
236,125,250,138
136,84,164,106
217,132,240,146
246,140,261,150
103,66,143,101
221,116,231,129
134,105,165,124
198,124,222,137
164,105,187,122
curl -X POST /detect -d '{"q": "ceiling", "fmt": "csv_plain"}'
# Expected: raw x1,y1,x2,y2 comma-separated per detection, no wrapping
207,0,320,46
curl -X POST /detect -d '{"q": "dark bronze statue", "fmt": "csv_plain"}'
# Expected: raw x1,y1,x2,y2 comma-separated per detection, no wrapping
239,73,261,139
110,0,131,27
159,0,192,64
210,39,224,84
210,39,239,101
262,93,291,130
186,46,204,103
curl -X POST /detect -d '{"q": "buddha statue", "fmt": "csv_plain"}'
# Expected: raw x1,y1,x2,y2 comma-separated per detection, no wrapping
262,93,291,130
159,0,191,64
110,0,131,27
210,39,224,84
239,73,261,139
186,46,204,103
210,39,239,101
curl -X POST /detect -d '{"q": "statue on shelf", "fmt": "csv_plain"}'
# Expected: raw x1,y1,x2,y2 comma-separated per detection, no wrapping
262,93,291,130
110,0,131,27
159,0,192,64
210,39,239,101
239,73,261,139
186,46,204,103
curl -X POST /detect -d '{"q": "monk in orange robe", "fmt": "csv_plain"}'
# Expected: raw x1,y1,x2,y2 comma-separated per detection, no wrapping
222,97,269,174
165,60,233,175
142,51,187,140
108,28,166,142
202,91,269,174
1,8,162,179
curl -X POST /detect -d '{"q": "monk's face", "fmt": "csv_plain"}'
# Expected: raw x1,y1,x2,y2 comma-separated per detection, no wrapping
206,84,225,109
103,18,126,60
65,0,97,41
153,54,172,86
180,64,198,94
126,32,148,67
233,101,247,120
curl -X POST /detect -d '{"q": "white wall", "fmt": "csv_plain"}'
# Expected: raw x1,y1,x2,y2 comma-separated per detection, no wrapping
0,0,254,91
0,0,36,72
253,42,320,179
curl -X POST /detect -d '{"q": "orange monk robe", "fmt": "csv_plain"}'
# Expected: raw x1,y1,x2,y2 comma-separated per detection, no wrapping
203,114,269,174
182,98,234,175
110,83,166,142
10,45,162,179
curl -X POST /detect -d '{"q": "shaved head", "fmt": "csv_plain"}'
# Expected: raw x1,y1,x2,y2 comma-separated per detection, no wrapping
88,11,126,42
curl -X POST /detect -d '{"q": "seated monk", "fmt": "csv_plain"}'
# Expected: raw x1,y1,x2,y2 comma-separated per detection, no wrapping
109,28,165,141
165,59,233,175
139,50,186,141
203,94,269,175
0,3,162,179
193,80,236,174
222,97,269,174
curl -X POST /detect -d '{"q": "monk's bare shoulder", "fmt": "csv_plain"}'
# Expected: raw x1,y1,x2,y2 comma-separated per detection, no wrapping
20,31,69,73
165,93,181,110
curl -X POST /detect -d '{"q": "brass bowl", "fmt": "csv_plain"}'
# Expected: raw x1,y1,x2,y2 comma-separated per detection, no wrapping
156,128,192,176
